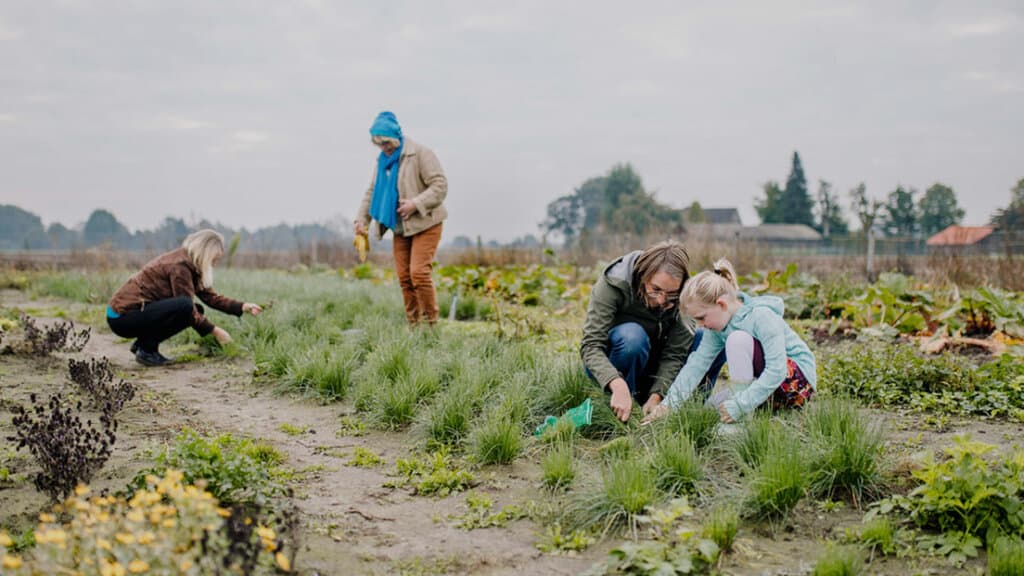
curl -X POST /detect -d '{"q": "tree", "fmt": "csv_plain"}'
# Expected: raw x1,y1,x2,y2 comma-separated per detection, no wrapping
82,209,132,247
780,151,815,227
989,178,1024,230
0,205,48,250
539,163,683,246
683,201,706,223
47,223,78,250
850,183,882,280
814,179,848,237
754,181,784,223
918,183,964,236
882,186,918,237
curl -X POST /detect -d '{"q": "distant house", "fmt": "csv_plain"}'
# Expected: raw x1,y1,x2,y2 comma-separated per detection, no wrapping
685,223,822,244
926,225,1005,252
682,207,742,225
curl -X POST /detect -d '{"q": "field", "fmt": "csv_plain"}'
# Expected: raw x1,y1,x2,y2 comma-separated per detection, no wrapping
2,263,1024,575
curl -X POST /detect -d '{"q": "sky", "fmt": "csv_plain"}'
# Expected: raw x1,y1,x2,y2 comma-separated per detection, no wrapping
1,0,1022,242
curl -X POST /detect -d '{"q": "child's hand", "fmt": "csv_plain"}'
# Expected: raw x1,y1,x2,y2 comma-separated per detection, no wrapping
641,393,663,416
718,404,735,423
642,404,669,425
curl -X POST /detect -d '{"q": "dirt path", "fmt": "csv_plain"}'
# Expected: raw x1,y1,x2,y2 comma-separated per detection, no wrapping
0,292,598,575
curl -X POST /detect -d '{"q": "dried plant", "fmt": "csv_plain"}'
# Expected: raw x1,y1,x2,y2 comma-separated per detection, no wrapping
19,313,91,356
7,393,116,501
67,357,136,415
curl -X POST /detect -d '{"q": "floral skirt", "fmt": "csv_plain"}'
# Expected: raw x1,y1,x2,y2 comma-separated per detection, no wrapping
769,358,814,410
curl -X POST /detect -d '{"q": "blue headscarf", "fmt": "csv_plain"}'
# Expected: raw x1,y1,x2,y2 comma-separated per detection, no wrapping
368,111,404,231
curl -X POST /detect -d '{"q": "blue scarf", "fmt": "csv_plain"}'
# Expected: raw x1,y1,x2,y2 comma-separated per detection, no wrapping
368,111,404,231
369,144,402,231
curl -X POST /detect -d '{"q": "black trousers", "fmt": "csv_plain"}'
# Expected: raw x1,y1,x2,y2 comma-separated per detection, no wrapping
107,296,201,353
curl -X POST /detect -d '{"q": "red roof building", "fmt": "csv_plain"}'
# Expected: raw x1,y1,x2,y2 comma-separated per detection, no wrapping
926,225,995,246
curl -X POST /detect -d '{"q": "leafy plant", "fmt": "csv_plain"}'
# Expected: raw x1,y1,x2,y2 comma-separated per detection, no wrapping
388,449,475,496
348,447,383,468
7,393,115,501
535,524,595,554
67,357,136,415
451,492,526,530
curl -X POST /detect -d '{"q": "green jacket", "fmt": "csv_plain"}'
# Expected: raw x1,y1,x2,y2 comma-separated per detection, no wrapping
580,251,694,398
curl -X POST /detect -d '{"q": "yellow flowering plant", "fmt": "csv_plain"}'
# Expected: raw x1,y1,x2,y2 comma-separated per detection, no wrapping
0,470,291,574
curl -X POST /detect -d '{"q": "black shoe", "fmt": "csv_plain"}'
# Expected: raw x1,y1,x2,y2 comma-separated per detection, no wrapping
130,340,139,354
135,348,168,367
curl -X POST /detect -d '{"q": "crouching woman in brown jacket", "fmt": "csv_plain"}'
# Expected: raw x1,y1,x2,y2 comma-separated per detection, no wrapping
106,229,262,366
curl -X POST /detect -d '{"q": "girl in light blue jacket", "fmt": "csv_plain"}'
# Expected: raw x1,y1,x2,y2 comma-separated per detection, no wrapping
650,258,816,423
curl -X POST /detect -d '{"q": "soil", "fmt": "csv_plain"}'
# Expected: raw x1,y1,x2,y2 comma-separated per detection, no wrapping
2,290,1021,575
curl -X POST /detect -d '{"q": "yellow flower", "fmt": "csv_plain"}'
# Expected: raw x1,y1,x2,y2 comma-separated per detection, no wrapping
35,528,68,545
0,532,13,548
137,531,155,545
97,538,112,551
127,509,145,523
161,519,176,529
179,559,194,571
256,526,276,541
115,532,137,545
3,554,24,569
216,508,231,518
275,552,291,572
75,484,92,496
101,560,127,576
128,559,150,573
38,512,57,523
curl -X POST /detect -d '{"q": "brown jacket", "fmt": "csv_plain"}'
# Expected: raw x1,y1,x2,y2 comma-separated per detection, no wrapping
356,138,448,239
108,248,243,336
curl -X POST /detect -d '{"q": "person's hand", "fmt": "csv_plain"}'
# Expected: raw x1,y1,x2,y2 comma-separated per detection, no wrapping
397,199,417,219
718,403,735,423
642,404,670,425
608,378,633,422
642,393,663,416
212,326,233,345
242,302,262,316
354,221,368,236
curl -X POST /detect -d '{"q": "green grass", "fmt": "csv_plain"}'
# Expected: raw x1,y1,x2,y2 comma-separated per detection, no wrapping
566,457,659,535
729,410,784,470
812,543,863,576
651,399,721,450
803,398,886,506
647,433,703,496
469,416,523,465
540,442,576,490
702,504,739,553
988,536,1024,576
745,431,809,520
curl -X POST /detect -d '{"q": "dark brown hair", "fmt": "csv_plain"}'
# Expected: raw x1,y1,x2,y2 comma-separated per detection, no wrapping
632,240,690,301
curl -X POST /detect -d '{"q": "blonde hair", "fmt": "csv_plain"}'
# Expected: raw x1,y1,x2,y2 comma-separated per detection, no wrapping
371,135,401,149
680,258,739,309
632,240,690,304
181,229,224,288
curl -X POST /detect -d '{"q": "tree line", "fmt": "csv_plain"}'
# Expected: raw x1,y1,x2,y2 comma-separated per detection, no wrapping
0,206,345,252
540,152,1024,245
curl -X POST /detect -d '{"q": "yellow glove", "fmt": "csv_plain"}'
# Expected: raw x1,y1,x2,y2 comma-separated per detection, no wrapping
353,233,369,263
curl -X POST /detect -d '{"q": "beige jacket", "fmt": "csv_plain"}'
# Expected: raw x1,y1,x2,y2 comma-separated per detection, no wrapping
356,138,448,238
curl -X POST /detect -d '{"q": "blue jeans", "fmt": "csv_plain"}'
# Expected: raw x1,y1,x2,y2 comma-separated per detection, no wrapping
597,323,726,402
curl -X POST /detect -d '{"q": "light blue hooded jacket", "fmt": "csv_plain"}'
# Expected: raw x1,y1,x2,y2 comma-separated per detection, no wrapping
663,294,816,420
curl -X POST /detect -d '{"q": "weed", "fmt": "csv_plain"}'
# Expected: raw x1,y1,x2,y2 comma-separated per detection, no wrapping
988,535,1024,576
349,447,383,468
372,370,441,430
279,423,309,436
647,433,703,496
536,359,592,416
337,415,366,437
534,524,595,554
540,441,576,490
18,314,91,356
422,383,476,448
8,393,115,501
853,517,903,556
538,417,578,445
598,436,634,463
729,410,783,470
388,449,475,496
812,542,864,576
451,492,526,530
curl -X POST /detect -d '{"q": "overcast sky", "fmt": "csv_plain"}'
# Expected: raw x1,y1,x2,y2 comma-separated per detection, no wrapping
2,1,1021,241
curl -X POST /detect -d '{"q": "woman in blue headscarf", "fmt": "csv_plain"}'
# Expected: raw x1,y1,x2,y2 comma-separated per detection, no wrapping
354,111,449,325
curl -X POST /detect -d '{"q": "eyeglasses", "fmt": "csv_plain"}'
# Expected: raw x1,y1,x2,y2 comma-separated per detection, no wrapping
645,288,680,301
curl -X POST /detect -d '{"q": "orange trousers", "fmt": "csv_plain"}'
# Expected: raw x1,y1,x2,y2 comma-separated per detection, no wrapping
391,222,443,324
